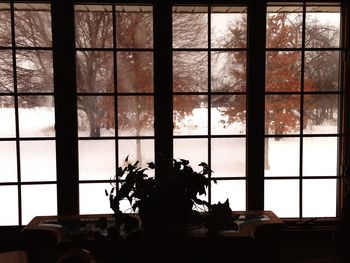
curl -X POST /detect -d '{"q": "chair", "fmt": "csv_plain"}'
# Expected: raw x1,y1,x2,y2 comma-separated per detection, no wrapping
0,250,28,263
55,248,97,263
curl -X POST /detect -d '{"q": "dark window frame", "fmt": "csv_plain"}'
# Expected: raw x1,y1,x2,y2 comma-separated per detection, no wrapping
0,0,348,228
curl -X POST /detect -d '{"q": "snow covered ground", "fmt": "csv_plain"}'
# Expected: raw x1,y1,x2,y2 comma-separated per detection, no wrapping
0,107,338,224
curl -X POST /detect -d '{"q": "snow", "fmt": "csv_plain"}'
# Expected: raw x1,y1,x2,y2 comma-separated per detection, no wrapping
0,107,339,225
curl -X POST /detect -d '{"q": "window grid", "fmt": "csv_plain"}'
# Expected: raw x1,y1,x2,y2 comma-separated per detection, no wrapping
0,2,57,226
75,4,154,214
264,2,343,218
172,5,248,210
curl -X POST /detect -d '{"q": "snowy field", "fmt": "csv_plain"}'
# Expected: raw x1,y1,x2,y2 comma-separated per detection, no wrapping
0,107,338,225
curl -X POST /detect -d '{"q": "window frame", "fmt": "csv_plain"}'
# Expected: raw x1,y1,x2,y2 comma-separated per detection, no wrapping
0,0,348,228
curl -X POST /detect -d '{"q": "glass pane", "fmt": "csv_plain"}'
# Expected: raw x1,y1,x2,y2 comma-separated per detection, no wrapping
14,4,52,47
304,51,340,92
305,7,340,48
79,140,115,180
265,180,299,218
16,50,53,92
0,186,18,225
265,137,299,177
22,184,57,224
75,6,113,48
0,5,11,47
76,51,113,93
174,139,208,169
20,141,56,182
117,52,153,93
211,9,247,48
303,179,337,217
118,96,154,136
211,52,246,92
116,6,153,48
118,139,154,170
0,96,15,137
303,137,337,177
0,142,17,182
211,180,246,211
77,96,115,137
266,51,301,92
172,7,208,48
173,95,208,136
18,96,55,137
0,50,13,92
265,95,300,135
80,183,112,214
303,94,338,134
211,95,246,135
266,6,303,48
173,52,208,92
211,138,245,178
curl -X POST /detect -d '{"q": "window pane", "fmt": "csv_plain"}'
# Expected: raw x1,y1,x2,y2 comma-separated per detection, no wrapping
79,140,115,180
16,50,53,93
304,51,340,92
211,52,246,92
0,96,15,137
211,138,245,178
14,4,52,47
80,183,111,214
266,51,301,92
211,180,246,211
303,94,338,134
211,7,247,48
265,137,299,177
0,50,13,92
303,137,337,177
117,51,153,93
173,95,208,136
305,7,340,48
172,7,208,48
0,4,11,47
20,141,56,182
173,52,208,92
77,96,115,137
265,95,300,135
0,186,18,225
211,95,246,135
22,184,57,224
118,96,154,136
118,139,154,170
18,96,55,137
76,51,113,93
75,6,113,48
266,6,303,48
303,179,337,217
116,5,153,49
0,142,17,182
265,180,299,218
174,139,208,168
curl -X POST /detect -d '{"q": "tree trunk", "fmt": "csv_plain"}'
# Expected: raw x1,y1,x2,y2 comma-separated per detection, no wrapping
264,138,270,170
88,112,101,137
135,96,142,163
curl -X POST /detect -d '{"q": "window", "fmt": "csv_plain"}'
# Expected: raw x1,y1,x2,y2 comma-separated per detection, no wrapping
172,6,247,211
264,3,342,217
0,3,56,225
74,4,154,214
0,1,348,226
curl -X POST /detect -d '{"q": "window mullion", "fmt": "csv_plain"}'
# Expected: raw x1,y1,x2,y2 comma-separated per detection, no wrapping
51,0,79,215
153,2,173,177
246,1,266,210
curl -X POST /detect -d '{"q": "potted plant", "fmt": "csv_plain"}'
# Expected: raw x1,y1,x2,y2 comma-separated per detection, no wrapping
107,155,236,236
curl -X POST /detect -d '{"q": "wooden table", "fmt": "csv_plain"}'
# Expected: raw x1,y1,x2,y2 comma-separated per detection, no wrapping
23,211,285,263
